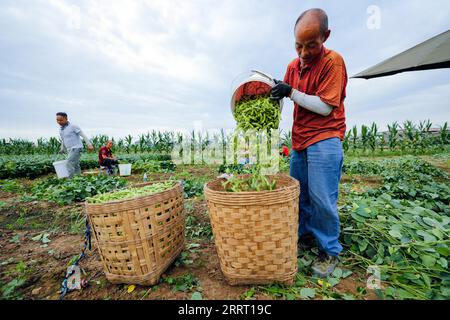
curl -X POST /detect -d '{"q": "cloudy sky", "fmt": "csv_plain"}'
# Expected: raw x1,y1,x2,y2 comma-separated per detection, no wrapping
1,0,449,140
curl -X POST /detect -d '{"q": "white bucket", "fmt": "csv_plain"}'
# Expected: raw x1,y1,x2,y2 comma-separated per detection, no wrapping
118,163,132,176
230,70,284,117
53,160,70,179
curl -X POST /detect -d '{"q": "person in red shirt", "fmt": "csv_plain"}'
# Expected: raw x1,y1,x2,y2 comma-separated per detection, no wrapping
271,8,347,278
98,140,118,174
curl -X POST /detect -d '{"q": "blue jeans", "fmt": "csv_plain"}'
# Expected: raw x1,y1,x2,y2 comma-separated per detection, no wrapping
290,137,344,256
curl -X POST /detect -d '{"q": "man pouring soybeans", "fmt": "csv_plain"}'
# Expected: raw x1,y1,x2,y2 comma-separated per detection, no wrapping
271,8,348,277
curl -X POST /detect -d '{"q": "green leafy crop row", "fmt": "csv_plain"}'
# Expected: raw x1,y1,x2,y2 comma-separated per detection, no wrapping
0,153,171,179
29,175,127,205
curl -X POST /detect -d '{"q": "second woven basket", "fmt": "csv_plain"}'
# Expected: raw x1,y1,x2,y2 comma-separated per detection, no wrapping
85,181,185,286
204,174,300,285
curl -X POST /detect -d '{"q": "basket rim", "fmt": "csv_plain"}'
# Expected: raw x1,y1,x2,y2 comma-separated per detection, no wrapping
85,179,182,207
204,173,298,195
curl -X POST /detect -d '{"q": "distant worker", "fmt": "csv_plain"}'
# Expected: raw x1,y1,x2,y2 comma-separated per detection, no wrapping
56,112,94,178
98,140,118,175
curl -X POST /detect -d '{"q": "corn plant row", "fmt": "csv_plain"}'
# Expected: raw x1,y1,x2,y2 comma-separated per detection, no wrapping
343,120,449,154
1,120,447,158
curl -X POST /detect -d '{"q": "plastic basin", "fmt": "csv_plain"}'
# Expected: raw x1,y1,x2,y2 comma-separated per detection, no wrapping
118,164,132,176
53,160,69,179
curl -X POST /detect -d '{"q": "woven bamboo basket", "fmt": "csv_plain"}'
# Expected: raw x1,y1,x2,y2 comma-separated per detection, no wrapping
204,174,300,285
85,181,185,286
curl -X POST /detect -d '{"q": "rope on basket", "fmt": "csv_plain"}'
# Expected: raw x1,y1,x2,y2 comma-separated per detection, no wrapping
59,216,92,300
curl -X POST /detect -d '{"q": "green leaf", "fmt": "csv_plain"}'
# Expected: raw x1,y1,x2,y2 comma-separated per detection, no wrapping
437,258,448,269
421,255,436,268
384,286,396,298
388,228,402,239
31,234,42,242
10,234,20,244
191,292,202,300
422,273,431,289
41,233,51,244
298,257,312,267
436,246,450,257
422,217,441,228
355,204,372,218
328,277,341,287
441,287,450,298
402,273,420,281
378,193,392,202
299,288,316,300
431,228,444,240
397,288,414,299
341,270,353,279
295,274,307,286
174,284,187,292
374,256,384,265
358,239,368,252
377,244,385,255
332,268,343,279
351,212,366,222
2,278,26,298
416,230,437,242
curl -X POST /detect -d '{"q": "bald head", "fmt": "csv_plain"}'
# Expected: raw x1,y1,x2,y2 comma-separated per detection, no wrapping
294,8,328,36
293,8,330,64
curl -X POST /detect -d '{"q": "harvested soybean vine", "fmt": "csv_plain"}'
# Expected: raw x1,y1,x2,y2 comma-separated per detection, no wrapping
87,181,175,204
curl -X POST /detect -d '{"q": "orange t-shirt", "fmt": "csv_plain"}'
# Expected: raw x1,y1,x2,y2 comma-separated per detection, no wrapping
284,46,348,151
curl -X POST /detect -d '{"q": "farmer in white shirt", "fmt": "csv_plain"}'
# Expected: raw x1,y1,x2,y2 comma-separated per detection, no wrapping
56,112,94,178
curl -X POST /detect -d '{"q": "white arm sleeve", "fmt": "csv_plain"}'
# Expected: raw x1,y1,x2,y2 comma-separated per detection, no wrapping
59,132,66,152
79,130,92,145
290,89,333,116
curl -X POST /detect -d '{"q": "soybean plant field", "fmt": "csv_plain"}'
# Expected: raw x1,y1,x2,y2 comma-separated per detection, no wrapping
0,154,172,179
0,120,449,300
